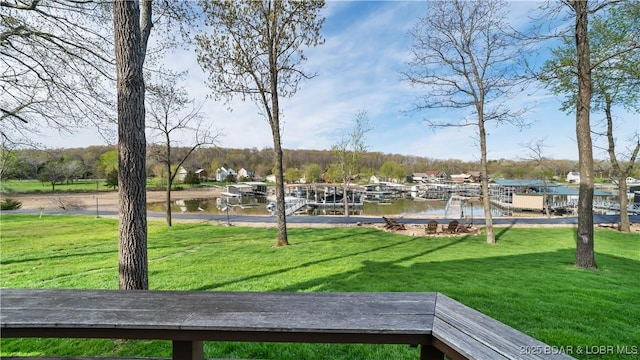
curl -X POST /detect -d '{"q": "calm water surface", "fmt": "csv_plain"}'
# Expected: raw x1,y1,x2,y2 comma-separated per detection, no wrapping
149,197,512,217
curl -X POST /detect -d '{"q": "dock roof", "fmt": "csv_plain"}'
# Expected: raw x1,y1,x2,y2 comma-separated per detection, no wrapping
493,179,612,196
493,179,548,187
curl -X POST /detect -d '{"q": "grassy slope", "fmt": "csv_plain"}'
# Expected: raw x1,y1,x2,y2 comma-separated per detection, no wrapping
1,214,638,359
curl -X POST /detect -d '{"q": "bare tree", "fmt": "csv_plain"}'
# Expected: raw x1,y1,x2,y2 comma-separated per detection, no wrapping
1,0,116,146
402,0,530,244
1,0,199,148
523,139,553,218
195,0,325,246
331,111,371,217
146,70,221,226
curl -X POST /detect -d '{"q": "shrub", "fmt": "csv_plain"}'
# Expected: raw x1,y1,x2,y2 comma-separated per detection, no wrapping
104,169,118,189
183,170,200,186
1,198,23,210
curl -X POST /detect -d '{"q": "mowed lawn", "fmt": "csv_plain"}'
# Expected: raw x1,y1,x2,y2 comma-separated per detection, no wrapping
1,179,110,193
1,214,638,359
0,179,216,194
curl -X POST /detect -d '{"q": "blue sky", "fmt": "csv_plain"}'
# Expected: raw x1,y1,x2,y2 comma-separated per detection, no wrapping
40,1,639,162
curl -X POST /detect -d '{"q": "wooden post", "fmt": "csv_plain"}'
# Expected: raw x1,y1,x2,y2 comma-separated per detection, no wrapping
173,340,204,360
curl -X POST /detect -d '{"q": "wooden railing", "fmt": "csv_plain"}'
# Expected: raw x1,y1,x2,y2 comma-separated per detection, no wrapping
0,289,575,360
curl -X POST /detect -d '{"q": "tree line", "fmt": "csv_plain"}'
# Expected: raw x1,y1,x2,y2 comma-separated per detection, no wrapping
5,145,636,185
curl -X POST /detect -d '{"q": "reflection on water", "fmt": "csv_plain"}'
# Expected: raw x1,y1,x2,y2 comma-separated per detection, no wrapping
148,196,511,217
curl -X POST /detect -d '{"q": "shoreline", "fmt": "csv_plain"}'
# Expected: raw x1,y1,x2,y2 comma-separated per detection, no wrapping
4,188,638,233
3,188,224,212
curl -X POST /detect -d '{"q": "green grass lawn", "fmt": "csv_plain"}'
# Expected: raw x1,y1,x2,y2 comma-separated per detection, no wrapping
0,179,111,193
1,214,638,359
0,179,218,194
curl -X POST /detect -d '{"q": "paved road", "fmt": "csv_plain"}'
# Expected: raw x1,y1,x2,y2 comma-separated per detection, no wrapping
173,212,640,226
11,208,640,226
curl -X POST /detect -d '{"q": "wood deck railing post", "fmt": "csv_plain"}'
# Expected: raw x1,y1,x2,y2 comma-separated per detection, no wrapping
172,340,204,360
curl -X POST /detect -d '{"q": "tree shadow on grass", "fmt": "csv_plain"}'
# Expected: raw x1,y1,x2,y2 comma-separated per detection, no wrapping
0,250,117,266
495,219,516,239
193,233,472,291
273,249,640,352
288,227,384,244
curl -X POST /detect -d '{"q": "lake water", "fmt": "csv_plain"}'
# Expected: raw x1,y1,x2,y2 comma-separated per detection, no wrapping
148,197,513,218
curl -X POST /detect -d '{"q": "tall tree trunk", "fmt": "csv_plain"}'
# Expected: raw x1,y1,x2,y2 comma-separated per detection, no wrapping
478,109,495,244
573,0,597,269
618,177,630,232
166,141,172,227
166,177,172,227
270,70,288,246
269,1,288,247
343,182,350,217
114,1,149,289
604,95,632,233
273,139,289,246
543,180,551,218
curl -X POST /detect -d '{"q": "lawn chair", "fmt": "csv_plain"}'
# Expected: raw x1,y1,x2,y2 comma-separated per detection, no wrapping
442,220,459,234
425,220,438,234
456,219,473,233
382,216,393,229
388,218,406,230
382,216,405,231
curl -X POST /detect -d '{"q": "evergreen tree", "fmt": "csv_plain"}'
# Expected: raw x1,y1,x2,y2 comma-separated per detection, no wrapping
105,169,118,189
183,171,200,186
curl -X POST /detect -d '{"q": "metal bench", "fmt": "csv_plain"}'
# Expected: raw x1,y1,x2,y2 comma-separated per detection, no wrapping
0,289,575,360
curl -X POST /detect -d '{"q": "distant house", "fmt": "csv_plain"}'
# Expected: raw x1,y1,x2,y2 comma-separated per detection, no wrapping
265,174,276,183
176,166,188,182
215,167,237,182
469,171,482,183
411,173,428,183
450,171,483,183
370,175,381,184
566,171,580,183
450,173,471,183
195,169,208,180
411,171,450,183
237,168,256,180
425,171,450,182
